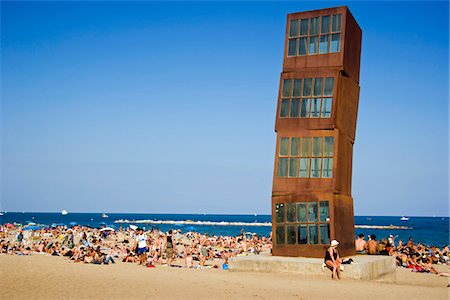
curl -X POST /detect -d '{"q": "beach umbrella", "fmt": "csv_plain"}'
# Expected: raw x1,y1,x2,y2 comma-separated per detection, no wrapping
69,222,78,226
99,227,115,232
129,225,138,230
51,223,58,228
39,224,48,229
27,222,37,226
24,225,40,231
99,222,107,227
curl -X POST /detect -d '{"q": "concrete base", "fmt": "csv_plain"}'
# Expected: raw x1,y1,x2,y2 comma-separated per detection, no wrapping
229,254,396,281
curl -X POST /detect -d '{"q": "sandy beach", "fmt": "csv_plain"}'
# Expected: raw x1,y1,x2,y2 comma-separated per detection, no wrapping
1,255,448,300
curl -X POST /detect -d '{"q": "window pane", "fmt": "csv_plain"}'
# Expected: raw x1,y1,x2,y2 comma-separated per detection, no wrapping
312,137,323,156
319,201,330,222
300,19,309,36
280,99,290,117
308,224,318,244
289,20,298,37
286,203,296,222
277,158,288,177
308,202,318,222
332,14,342,32
282,79,292,97
309,36,318,54
321,98,332,118
321,16,330,33
299,158,310,178
302,78,312,96
289,158,299,177
288,39,298,56
310,17,319,35
301,137,311,156
313,78,323,96
293,79,302,97
297,203,307,222
311,158,322,178
299,37,307,55
324,137,334,156
275,203,285,223
290,98,300,117
320,224,330,244
331,34,340,52
298,225,307,244
287,225,296,244
320,35,329,53
276,225,285,245
291,138,300,156
322,158,333,178
311,98,321,118
300,99,310,118
279,138,289,155
324,78,334,96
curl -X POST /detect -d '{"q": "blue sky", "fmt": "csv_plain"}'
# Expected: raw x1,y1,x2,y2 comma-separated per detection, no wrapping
1,1,448,216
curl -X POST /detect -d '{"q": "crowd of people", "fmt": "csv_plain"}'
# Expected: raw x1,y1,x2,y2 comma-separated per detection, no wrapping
0,224,272,270
355,233,449,274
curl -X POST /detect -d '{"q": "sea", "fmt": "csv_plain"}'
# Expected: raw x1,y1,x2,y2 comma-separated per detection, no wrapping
1,213,448,247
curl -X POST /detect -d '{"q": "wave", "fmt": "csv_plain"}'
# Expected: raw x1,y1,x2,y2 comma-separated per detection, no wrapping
113,219,411,230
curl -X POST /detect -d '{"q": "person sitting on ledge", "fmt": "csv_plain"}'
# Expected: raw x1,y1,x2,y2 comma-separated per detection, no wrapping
366,234,379,255
324,240,342,280
355,234,367,254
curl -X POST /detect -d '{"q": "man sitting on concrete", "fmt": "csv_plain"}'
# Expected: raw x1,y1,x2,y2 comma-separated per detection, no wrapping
366,234,379,255
355,234,367,254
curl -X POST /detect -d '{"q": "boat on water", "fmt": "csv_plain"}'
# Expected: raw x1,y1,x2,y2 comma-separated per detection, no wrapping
102,213,109,218
400,216,409,221
61,210,68,216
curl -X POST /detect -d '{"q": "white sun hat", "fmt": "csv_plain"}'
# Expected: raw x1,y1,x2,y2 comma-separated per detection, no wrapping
331,240,339,247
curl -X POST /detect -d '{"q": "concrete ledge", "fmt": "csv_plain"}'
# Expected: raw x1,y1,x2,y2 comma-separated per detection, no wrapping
229,254,396,281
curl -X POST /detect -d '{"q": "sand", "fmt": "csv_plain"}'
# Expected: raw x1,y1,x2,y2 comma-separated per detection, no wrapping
1,255,448,300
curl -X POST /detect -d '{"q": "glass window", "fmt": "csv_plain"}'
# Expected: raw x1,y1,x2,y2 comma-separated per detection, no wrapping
301,138,311,156
311,158,322,178
300,19,309,36
290,138,300,156
289,20,298,37
313,78,323,96
324,137,334,156
287,225,296,244
299,158,310,178
286,203,297,222
276,225,285,245
277,158,288,177
298,225,307,244
324,78,334,96
289,158,299,177
275,203,285,223
280,99,290,117
308,202,318,222
321,16,330,33
290,98,300,117
303,78,312,96
321,98,332,118
319,35,329,53
310,17,319,35
311,98,321,118
319,201,329,222
279,138,289,155
320,224,330,244
282,79,292,97
332,14,342,32
288,39,298,56
309,36,318,54
331,34,340,53
312,137,323,156
300,99,310,118
308,224,318,244
322,158,333,178
293,79,302,97
299,37,307,55
297,203,307,222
